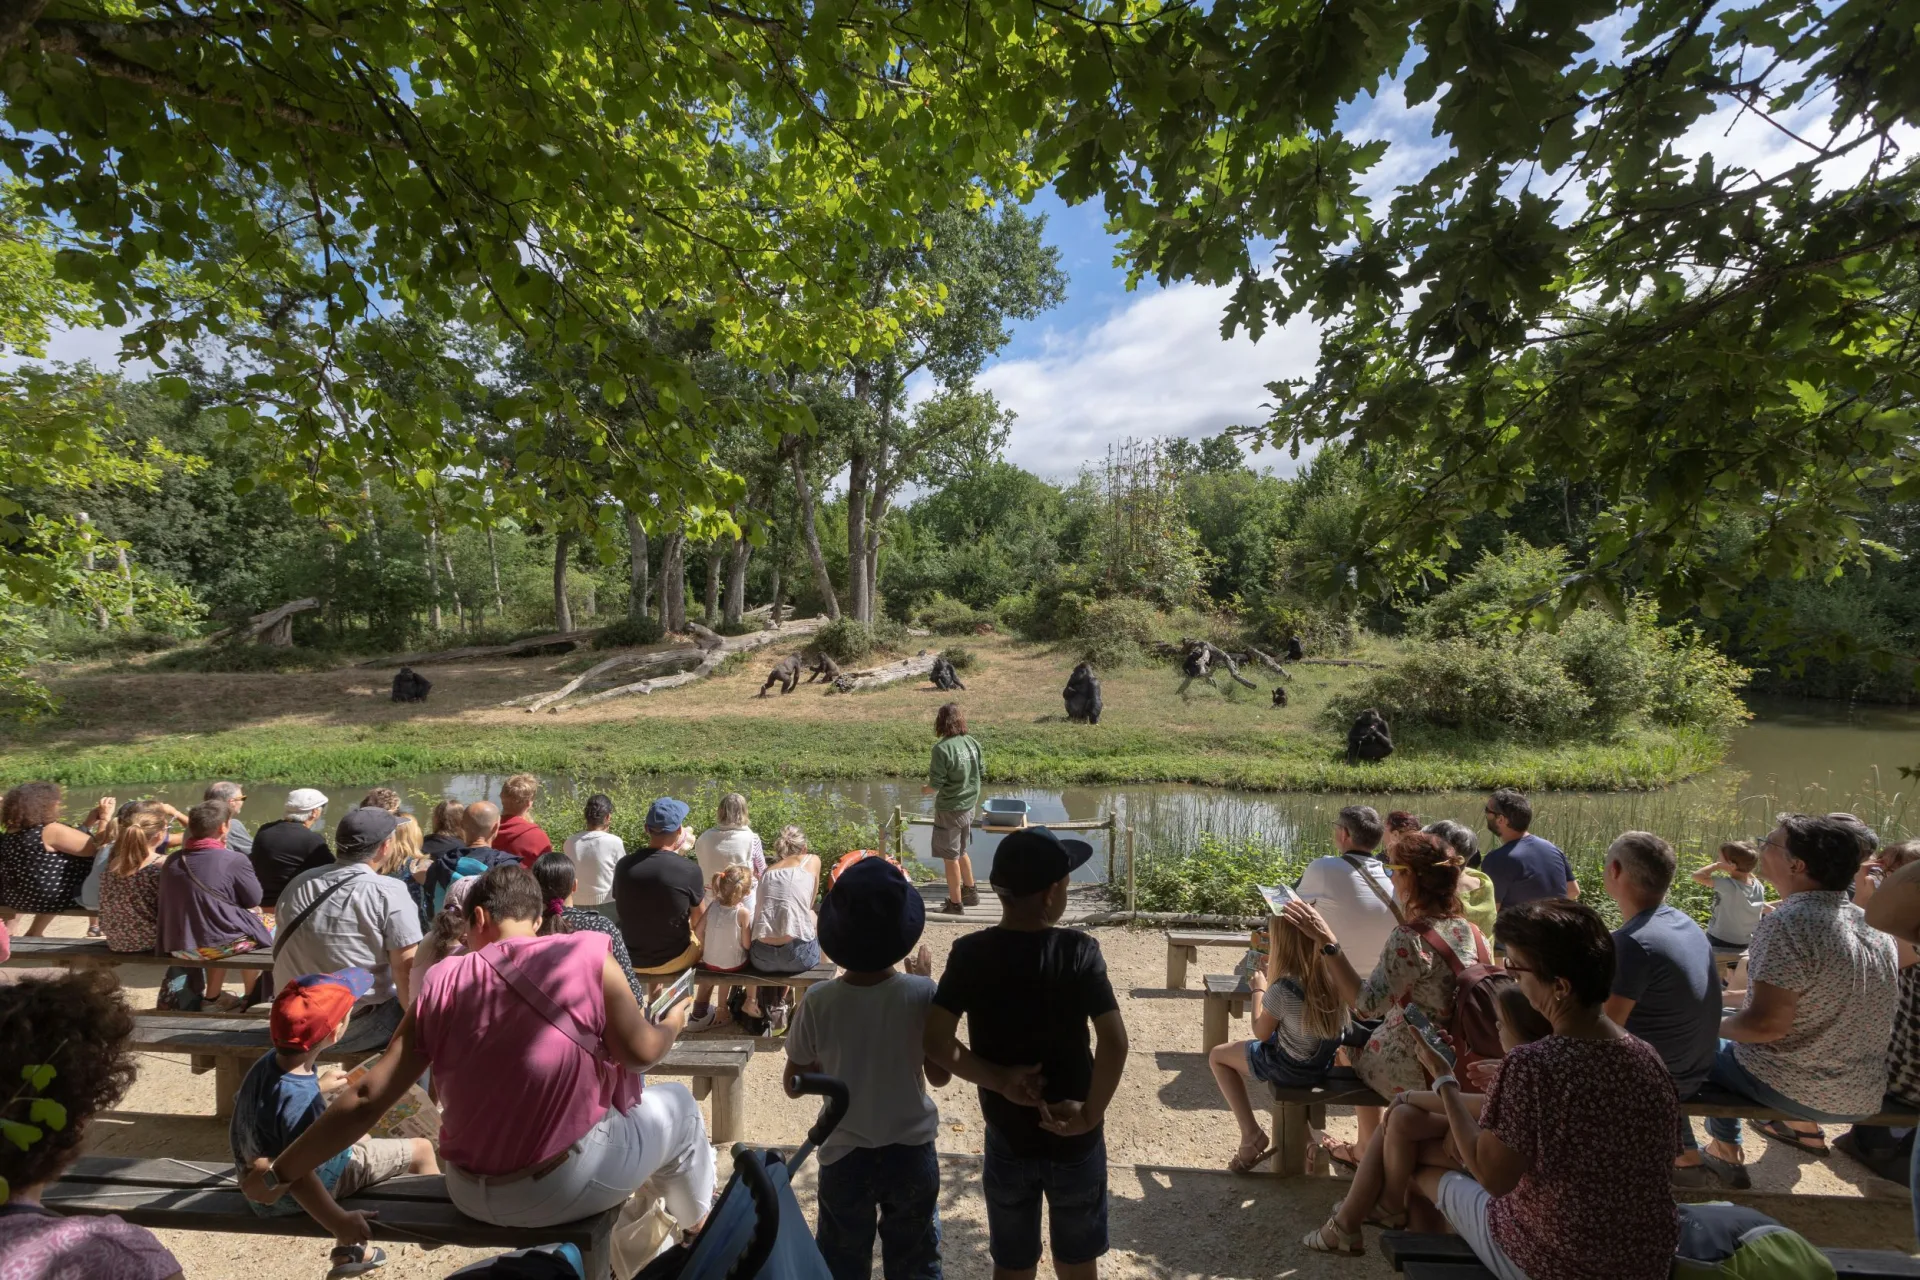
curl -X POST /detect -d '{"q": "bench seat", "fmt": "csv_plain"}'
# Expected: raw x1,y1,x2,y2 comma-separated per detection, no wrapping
1163,930,1249,989
130,1014,755,1139
46,1156,619,1278
4,934,276,973
1381,1230,1920,1278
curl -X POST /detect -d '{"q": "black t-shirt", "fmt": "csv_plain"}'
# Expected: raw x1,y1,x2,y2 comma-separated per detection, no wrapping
932,926,1119,1159
249,819,333,908
612,847,706,968
421,832,464,863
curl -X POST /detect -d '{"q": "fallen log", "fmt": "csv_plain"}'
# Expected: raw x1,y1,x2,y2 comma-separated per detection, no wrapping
522,648,704,712
363,628,600,667
204,598,320,647
1295,657,1388,669
549,616,824,711
829,651,937,694
1245,645,1290,678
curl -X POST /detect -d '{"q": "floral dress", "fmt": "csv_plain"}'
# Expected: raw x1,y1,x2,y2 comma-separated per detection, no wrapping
99,860,165,954
1353,915,1480,1097
0,825,91,914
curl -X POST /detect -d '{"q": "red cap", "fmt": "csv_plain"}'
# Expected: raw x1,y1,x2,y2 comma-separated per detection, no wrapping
269,968,374,1051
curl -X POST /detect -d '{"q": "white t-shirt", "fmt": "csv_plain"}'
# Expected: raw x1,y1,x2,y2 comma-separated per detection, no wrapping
694,825,765,883
785,973,940,1163
564,830,626,907
1296,852,1400,976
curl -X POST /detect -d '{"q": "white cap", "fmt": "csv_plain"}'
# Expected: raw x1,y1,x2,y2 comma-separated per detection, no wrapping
285,788,330,814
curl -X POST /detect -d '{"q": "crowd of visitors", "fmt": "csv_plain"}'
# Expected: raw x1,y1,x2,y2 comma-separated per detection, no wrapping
3,751,1917,1280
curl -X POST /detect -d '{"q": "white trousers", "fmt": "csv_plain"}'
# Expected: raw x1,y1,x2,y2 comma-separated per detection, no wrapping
446,1083,715,1231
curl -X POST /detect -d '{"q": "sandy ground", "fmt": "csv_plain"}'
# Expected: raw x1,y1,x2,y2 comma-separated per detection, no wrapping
53,917,1919,1279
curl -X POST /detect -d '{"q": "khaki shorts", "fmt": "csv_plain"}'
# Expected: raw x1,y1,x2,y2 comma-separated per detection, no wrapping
633,937,702,976
333,1138,417,1199
931,809,973,861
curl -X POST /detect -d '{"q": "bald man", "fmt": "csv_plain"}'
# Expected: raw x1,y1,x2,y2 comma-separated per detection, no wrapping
419,799,520,915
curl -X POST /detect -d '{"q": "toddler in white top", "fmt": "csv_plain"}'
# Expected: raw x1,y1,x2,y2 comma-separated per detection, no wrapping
690,865,754,1030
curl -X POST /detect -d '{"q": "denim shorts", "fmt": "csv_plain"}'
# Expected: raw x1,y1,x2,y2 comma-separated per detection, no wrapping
1246,1035,1340,1088
981,1128,1108,1269
749,936,821,974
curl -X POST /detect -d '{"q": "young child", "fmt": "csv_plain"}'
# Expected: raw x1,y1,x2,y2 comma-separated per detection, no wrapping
232,968,438,1275
1208,912,1349,1173
785,857,952,1280
925,827,1128,1280
1308,984,1553,1251
1691,840,1768,995
689,864,755,1031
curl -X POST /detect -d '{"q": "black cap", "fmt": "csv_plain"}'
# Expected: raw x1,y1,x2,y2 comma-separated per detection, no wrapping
818,858,926,972
334,806,400,858
988,826,1094,896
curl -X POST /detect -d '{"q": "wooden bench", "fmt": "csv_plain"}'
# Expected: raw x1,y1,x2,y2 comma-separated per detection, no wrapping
1381,1230,1920,1279
686,960,836,996
1201,973,1253,1050
46,1156,621,1279
1263,1081,1920,1178
130,1014,756,1140
3,933,276,973
1164,930,1250,989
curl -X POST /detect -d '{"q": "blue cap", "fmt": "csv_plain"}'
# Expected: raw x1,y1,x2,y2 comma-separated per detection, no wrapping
645,797,690,833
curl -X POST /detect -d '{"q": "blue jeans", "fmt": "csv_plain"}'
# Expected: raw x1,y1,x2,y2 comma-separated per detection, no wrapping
815,1142,941,1280
1702,1039,1875,1146
981,1129,1108,1270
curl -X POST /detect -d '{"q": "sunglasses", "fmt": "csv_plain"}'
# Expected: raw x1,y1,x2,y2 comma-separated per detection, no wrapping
1502,961,1537,975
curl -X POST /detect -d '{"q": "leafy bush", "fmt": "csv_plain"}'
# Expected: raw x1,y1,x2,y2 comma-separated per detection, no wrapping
1642,621,1752,735
1080,632,1145,669
940,647,978,671
871,617,912,651
1412,541,1570,641
41,623,184,661
1078,597,1164,648
813,617,876,664
1326,639,1593,739
1131,833,1314,915
594,616,664,649
1541,608,1651,731
916,593,986,635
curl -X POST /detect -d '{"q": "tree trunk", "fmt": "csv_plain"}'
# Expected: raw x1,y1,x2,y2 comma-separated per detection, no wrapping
553,531,573,633
788,447,840,619
0,2,52,57
78,512,108,631
427,527,443,632
657,529,686,633
863,476,895,625
703,545,723,623
724,535,751,625
845,450,870,624
116,545,134,618
487,525,506,618
584,580,596,618
443,547,463,631
624,506,650,621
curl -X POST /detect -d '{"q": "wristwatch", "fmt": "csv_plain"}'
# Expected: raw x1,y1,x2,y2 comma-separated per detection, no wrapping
262,1166,283,1193
1320,941,1342,957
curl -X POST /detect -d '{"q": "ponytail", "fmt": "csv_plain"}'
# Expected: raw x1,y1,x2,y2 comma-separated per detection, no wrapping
530,851,577,937
108,803,168,879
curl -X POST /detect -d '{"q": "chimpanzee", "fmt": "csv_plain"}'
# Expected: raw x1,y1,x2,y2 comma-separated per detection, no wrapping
1063,662,1102,724
1346,708,1394,763
390,666,431,703
930,655,966,691
804,652,841,684
1286,635,1304,661
760,653,803,697
1271,686,1288,708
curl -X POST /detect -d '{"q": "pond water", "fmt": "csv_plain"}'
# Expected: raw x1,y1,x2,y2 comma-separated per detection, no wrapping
98,696,1920,885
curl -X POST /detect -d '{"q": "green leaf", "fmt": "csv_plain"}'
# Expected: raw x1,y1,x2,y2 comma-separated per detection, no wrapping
1785,380,1826,413
20,1064,54,1092
27,1098,66,1131
0,1119,42,1152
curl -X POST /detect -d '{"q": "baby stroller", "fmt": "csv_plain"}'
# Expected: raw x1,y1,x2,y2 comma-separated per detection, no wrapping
631,1072,849,1280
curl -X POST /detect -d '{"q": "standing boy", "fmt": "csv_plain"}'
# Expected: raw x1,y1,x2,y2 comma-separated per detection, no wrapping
786,859,951,1280
232,968,437,1276
925,828,1128,1280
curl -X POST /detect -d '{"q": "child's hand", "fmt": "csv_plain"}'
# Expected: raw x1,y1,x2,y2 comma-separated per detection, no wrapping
994,1063,1046,1107
332,1208,378,1248
1037,1099,1100,1137
905,945,933,978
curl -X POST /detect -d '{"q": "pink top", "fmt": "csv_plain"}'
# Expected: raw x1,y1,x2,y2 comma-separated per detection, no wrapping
413,931,636,1176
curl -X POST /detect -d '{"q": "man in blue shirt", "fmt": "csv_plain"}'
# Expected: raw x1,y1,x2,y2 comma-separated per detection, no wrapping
1481,788,1577,907
1601,831,1724,1188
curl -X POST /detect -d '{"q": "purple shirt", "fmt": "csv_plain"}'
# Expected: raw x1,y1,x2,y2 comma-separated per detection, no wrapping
158,843,272,953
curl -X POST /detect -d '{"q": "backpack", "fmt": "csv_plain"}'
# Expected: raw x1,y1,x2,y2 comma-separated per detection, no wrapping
1672,1203,1835,1279
1411,921,1512,1076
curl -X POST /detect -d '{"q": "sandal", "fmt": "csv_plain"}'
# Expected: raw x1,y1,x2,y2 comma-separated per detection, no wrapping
1318,1136,1360,1174
327,1244,386,1278
1301,1215,1363,1256
1363,1206,1408,1230
1748,1118,1829,1157
1228,1133,1275,1174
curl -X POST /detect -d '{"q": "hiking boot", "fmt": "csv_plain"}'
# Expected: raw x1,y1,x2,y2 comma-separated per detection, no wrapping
961,885,980,907
940,899,966,915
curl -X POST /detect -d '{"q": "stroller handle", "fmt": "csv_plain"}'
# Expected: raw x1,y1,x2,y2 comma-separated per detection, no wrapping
792,1072,851,1149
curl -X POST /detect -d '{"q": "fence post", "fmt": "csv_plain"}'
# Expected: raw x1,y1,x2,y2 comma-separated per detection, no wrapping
888,805,902,858
1126,824,1137,913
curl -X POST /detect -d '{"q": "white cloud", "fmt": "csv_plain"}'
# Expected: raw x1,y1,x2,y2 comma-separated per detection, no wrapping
979,282,1321,479
0,321,156,378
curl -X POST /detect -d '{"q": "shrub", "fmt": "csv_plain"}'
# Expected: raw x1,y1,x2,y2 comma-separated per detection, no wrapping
940,647,978,672
1643,621,1752,735
871,617,911,651
1542,608,1651,731
1131,833,1314,915
1080,632,1144,669
1412,541,1571,641
917,594,985,635
813,617,876,665
1326,639,1592,739
594,616,664,649
1078,597,1165,650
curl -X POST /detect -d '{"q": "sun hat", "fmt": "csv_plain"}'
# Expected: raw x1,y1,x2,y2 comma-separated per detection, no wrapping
269,968,374,1051
285,787,329,815
645,797,691,834
819,858,925,973
987,826,1094,896
335,806,400,857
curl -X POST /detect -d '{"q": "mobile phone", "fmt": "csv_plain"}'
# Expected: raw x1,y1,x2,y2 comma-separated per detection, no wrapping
1402,1006,1456,1070
647,970,695,1023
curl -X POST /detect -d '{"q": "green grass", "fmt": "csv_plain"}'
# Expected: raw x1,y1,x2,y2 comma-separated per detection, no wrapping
0,714,1726,791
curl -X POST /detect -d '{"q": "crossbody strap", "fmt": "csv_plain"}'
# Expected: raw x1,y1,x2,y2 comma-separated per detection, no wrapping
178,851,238,909
1344,853,1405,925
479,941,606,1061
274,872,358,950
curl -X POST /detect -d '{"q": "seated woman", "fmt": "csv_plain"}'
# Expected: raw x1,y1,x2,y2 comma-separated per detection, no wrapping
253,864,713,1236
1404,899,1680,1279
1208,910,1349,1173
745,825,821,1033
0,782,115,937
1285,827,1474,1169
1306,984,1551,1252
1426,818,1497,941
98,801,171,956
156,799,273,1010
531,851,646,1005
1699,813,1898,1176
0,970,185,1279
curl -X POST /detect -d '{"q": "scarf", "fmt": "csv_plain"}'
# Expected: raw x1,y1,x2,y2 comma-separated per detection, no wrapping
181,837,227,853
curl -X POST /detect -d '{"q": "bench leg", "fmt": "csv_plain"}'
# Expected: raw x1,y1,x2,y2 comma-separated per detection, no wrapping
1167,944,1193,990
584,1209,616,1280
1202,995,1229,1052
710,1075,744,1146
1268,1101,1311,1176
688,1074,713,1103
212,1057,244,1118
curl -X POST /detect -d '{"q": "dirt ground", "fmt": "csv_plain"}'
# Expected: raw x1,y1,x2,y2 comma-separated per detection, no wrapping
46,914,1915,1279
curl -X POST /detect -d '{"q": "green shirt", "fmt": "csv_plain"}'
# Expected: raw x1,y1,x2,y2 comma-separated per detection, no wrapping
928,734,984,813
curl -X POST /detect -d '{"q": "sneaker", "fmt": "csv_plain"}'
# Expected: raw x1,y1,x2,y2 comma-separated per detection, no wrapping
684,1007,718,1034
961,885,980,907
1697,1150,1752,1190
939,899,966,915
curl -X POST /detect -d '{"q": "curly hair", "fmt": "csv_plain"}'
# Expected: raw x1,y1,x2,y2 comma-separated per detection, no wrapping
0,971,138,1191
1385,829,1465,923
934,703,967,737
2,781,63,832
360,787,403,814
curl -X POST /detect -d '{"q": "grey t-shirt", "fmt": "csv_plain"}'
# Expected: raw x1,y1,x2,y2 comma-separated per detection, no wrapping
224,817,253,858
1262,976,1343,1063
1612,904,1721,1096
272,862,424,1007
785,973,939,1164
1707,875,1767,946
